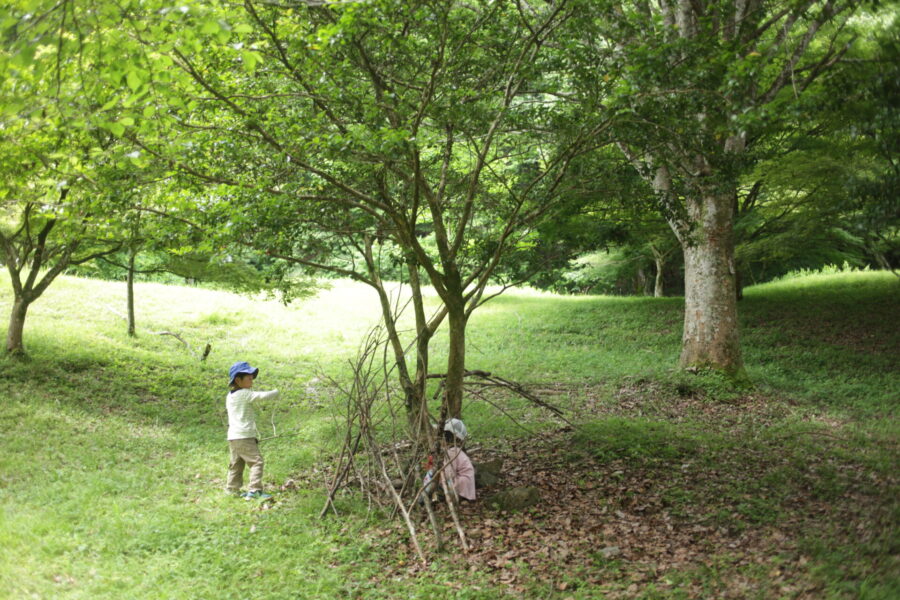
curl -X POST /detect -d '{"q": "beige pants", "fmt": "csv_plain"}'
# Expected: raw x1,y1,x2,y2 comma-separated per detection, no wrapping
227,438,264,492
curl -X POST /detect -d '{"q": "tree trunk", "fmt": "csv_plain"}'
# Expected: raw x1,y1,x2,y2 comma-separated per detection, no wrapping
362,240,436,440
408,333,432,438
431,263,468,419
636,266,649,296
679,191,744,375
444,304,466,418
127,248,137,337
407,261,434,441
6,296,29,355
654,254,665,297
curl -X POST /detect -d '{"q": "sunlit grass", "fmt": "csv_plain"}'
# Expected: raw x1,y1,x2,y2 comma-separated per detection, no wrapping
0,270,897,598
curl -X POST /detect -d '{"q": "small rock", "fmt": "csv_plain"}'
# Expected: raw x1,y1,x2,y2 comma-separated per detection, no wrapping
487,486,540,512
474,459,502,488
599,546,621,558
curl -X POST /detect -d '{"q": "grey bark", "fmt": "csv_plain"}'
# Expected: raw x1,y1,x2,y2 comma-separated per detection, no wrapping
678,190,743,373
654,254,665,297
5,298,29,355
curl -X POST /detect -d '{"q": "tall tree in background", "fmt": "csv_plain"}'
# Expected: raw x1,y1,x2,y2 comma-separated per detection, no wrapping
731,9,900,288
832,14,900,274
570,0,861,376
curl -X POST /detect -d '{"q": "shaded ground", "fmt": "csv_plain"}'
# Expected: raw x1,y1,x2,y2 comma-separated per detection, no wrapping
345,386,898,598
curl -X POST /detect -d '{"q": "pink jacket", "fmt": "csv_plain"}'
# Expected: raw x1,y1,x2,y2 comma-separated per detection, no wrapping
444,447,476,501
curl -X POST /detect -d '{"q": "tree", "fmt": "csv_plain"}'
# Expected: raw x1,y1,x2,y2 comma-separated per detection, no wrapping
119,0,605,425
569,0,861,376
92,213,273,337
0,195,123,354
0,2,133,355
731,9,900,288
829,14,900,274
506,148,682,297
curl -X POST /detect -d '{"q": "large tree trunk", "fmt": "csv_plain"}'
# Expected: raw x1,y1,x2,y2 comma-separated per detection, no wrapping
679,191,743,375
6,296,29,355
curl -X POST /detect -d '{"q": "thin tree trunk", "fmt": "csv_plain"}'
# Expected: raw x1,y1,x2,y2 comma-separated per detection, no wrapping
372,278,416,408
407,260,434,440
679,191,743,376
444,303,467,418
636,266,649,296
362,238,434,440
6,296,29,355
127,247,137,337
654,254,665,297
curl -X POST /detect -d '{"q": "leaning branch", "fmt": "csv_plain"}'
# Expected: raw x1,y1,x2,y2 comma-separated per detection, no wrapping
151,331,211,361
427,370,571,425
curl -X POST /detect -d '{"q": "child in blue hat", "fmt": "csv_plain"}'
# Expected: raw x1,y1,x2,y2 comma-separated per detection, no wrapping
225,361,279,500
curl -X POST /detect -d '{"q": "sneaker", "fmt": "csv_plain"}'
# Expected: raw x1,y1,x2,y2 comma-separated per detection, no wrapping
242,491,273,501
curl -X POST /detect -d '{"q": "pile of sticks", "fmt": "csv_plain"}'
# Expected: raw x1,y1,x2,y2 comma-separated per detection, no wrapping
319,330,569,565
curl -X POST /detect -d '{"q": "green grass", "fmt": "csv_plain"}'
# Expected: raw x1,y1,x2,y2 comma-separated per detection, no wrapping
573,418,702,462
0,270,897,598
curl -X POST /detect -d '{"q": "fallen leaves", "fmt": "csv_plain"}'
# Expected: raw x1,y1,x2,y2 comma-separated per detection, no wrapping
306,381,896,598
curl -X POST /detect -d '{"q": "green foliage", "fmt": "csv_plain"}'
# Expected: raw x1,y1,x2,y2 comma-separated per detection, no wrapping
554,250,643,295
768,262,875,283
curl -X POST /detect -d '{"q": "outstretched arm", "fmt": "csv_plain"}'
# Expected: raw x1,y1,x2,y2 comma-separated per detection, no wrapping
250,389,279,403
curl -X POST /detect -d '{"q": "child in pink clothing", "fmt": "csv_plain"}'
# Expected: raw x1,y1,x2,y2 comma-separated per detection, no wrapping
442,418,476,501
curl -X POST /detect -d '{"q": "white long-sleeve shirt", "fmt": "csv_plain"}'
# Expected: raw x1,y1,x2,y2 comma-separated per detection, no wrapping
226,388,279,440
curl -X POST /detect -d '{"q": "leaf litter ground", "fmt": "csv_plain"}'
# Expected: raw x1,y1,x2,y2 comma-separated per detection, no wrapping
344,383,898,598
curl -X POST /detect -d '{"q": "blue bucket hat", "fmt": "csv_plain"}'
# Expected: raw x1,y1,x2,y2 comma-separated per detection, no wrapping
229,361,259,385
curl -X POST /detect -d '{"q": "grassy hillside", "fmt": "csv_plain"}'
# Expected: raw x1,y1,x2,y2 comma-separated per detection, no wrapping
0,271,897,599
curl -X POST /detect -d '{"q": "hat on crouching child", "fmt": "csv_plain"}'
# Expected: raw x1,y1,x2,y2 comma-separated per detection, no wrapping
229,361,259,385
443,418,468,442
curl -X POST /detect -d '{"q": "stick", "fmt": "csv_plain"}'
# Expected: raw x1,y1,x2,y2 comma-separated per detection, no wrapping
466,387,549,441
438,461,470,553
258,430,304,443
426,369,571,424
426,369,493,379
151,331,210,362
421,491,443,552
320,431,362,518
480,374,569,421
103,304,128,322
366,420,427,565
